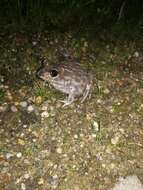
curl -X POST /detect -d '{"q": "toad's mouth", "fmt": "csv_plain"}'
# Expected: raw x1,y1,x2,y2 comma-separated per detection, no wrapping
36,70,49,81
39,75,48,81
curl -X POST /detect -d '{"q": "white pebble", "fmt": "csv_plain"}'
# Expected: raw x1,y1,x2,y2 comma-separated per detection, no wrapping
0,106,7,112
102,163,106,168
92,121,99,131
111,135,120,145
20,101,28,108
27,105,34,112
11,105,18,112
53,164,58,169
41,111,49,118
74,134,78,139
4,85,9,89
56,147,62,154
80,133,84,137
32,41,37,46
38,178,44,185
23,124,27,128
21,183,26,190
1,77,4,82
6,153,14,159
16,152,22,158
91,134,97,138
24,173,30,179
110,163,115,169
97,99,102,104
103,88,110,94
53,174,58,180
110,175,143,190
134,51,139,57
41,106,47,111
32,138,37,142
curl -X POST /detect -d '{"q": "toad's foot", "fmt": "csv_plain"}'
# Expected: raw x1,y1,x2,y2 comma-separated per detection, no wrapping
59,94,75,107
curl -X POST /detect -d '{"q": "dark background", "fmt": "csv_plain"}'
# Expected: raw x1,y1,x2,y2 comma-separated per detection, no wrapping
0,0,143,37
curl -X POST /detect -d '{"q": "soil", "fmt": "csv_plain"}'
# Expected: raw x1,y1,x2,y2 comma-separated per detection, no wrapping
0,32,143,190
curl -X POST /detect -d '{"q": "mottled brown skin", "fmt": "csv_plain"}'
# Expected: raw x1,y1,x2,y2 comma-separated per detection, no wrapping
37,62,93,107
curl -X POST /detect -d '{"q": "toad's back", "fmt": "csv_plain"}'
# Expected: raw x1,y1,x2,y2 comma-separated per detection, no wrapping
49,63,92,96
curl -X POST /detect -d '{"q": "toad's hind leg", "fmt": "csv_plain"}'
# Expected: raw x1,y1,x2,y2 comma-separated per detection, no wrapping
81,83,91,103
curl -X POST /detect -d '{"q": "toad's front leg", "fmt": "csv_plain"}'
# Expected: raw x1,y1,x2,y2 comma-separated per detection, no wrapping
59,94,75,107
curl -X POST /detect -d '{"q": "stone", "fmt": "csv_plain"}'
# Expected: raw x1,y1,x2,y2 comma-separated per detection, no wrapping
20,101,28,108
21,183,26,190
110,175,143,190
56,147,62,154
16,152,22,158
11,105,18,112
27,105,34,112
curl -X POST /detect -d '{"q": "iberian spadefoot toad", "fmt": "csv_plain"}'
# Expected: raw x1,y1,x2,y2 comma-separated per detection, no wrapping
37,61,93,107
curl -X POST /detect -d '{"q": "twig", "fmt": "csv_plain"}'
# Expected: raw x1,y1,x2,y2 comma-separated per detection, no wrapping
118,0,126,21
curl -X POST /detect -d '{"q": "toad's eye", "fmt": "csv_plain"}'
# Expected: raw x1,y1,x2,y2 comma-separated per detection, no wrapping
50,69,59,77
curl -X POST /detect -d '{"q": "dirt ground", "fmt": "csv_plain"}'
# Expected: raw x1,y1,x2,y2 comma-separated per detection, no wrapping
0,32,143,190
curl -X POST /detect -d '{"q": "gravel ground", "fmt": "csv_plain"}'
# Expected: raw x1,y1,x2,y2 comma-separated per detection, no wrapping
0,32,143,190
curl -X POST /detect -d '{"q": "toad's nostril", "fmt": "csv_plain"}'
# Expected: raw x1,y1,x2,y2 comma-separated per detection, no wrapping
50,69,58,77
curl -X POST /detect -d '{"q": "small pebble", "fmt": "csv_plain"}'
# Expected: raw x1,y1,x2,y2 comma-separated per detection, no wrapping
32,41,37,46
106,147,112,154
80,143,84,148
20,133,24,137
7,92,13,100
103,88,110,94
27,105,34,112
84,41,88,47
14,101,19,106
6,153,14,159
80,133,84,137
21,183,26,190
109,107,114,113
4,85,9,89
56,147,62,154
35,96,43,104
0,106,7,112
24,173,30,179
102,163,106,168
51,175,59,189
53,174,58,180
53,164,58,170
18,139,25,145
11,105,18,112
91,133,97,138
111,135,120,145
134,51,139,57
74,134,78,139
38,178,44,185
23,124,28,128
97,99,102,104
20,101,28,108
16,152,22,158
41,111,49,118
110,163,115,169
41,105,47,111
0,77,4,82
92,121,100,131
